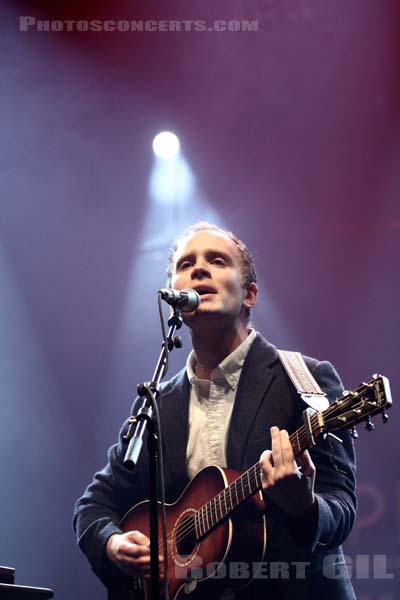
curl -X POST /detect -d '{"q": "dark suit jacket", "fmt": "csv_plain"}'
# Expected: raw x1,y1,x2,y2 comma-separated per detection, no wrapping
73,334,357,599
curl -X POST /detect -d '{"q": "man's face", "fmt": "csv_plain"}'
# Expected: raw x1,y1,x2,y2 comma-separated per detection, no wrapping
170,230,256,324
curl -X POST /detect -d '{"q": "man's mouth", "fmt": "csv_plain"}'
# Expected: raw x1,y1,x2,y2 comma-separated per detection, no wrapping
194,287,217,296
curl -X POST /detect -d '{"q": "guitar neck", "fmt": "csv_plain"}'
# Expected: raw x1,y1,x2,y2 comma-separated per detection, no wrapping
195,374,392,539
195,421,314,539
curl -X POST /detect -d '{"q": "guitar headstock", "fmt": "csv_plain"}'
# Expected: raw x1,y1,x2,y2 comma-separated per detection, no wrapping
320,374,392,436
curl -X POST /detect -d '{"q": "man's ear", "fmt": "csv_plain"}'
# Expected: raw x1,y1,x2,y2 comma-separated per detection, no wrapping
243,282,258,310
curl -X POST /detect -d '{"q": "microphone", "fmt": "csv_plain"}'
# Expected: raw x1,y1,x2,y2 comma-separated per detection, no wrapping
158,288,201,312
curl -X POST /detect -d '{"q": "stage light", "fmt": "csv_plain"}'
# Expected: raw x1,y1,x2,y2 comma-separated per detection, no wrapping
152,131,180,159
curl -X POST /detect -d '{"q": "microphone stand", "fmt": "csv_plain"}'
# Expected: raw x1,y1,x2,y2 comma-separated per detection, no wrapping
123,307,183,600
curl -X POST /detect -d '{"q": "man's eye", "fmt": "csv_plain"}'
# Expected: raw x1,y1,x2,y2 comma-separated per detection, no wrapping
212,258,226,266
179,261,192,270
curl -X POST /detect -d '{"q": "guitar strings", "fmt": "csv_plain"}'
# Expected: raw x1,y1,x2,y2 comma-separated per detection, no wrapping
156,465,263,562
156,425,312,557
156,464,262,556
157,388,370,557
160,425,312,551
165,425,313,550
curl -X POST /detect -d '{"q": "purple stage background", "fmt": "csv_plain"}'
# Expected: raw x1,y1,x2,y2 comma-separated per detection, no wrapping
0,1,399,599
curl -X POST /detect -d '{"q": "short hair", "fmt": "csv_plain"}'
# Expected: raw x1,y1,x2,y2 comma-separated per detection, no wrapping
166,221,257,289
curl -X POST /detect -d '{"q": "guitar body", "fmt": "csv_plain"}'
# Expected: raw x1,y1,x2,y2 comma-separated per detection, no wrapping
108,465,267,600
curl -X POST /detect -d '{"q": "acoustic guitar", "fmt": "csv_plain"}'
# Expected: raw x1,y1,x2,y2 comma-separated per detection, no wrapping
108,374,392,600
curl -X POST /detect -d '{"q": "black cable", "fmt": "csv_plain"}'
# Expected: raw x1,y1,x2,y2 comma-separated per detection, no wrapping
155,293,170,599
148,388,169,600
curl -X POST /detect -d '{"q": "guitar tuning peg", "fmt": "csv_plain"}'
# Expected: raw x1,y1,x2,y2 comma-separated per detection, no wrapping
365,416,375,432
350,426,359,439
381,411,389,424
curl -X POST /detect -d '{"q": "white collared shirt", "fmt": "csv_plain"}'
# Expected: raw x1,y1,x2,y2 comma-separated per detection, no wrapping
185,329,256,479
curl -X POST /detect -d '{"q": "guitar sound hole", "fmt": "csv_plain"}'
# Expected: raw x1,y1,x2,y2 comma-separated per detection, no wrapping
176,515,196,557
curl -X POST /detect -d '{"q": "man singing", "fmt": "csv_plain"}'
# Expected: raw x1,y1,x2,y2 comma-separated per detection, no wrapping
73,222,356,599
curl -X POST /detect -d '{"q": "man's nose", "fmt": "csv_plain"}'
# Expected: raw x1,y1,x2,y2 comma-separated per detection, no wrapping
191,262,210,279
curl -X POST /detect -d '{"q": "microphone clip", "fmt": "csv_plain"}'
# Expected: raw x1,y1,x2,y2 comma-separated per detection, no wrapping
158,288,200,312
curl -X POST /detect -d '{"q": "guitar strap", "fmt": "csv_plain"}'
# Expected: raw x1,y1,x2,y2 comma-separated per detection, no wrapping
277,349,329,411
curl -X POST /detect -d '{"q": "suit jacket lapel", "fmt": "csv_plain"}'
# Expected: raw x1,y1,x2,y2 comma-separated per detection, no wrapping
227,334,279,470
159,369,191,496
